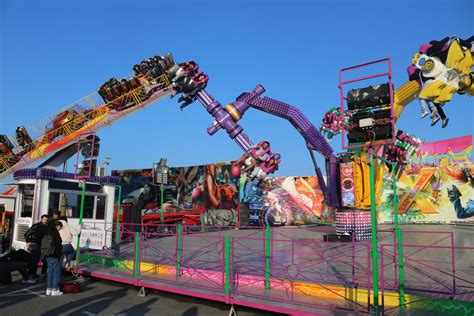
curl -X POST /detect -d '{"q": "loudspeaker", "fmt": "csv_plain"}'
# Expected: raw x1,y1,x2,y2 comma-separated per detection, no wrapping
340,162,355,207
347,130,367,143
347,124,393,143
373,124,393,140
339,234,353,242
350,108,391,123
347,83,391,110
323,234,339,242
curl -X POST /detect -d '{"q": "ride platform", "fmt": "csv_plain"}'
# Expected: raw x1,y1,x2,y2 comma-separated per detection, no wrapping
74,224,474,315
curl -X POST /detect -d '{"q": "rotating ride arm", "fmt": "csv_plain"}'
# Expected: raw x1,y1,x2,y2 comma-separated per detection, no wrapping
235,87,333,157
197,87,339,207
0,53,175,179
170,62,339,206
393,81,420,121
233,86,339,207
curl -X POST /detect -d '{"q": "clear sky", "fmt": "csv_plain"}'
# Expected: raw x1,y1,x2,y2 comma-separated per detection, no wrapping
0,0,472,190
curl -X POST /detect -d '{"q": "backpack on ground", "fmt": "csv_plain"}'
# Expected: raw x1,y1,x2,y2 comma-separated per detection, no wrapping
60,282,81,293
40,234,55,257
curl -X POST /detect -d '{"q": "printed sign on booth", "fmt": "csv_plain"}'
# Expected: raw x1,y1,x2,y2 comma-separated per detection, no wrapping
80,229,106,249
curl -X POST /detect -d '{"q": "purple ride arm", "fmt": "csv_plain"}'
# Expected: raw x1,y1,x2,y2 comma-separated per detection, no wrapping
236,92,333,158
236,90,340,207
196,90,253,151
196,87,339,207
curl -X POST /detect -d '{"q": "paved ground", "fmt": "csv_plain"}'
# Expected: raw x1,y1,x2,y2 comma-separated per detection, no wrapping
0,272,277,316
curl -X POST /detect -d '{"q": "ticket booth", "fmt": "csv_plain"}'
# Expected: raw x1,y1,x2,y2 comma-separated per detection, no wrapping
11,168,117,251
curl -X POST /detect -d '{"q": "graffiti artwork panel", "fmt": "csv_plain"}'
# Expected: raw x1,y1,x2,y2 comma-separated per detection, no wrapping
112,168,159,210
172,163,239,226
240,175,335,226
379,135,474,223
112,162,239,226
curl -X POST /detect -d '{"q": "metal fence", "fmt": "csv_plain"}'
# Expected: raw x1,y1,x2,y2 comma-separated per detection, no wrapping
73,223,474,314
380,230,474,311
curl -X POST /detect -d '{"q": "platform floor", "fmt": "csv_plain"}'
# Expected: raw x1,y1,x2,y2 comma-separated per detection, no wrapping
76,263,359,315
78,224,474,315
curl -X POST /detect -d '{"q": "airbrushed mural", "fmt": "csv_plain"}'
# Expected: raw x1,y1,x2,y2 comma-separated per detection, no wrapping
112,162,240,226
240,175,336,226
379,135,474,223
183,163,239,226
112,135,472,226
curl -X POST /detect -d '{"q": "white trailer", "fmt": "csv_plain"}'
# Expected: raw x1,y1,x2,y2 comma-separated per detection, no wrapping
11,176,115,251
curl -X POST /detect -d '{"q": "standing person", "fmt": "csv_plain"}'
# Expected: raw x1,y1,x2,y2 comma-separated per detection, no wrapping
24,214,48,278
50,210,60,222
58,217,81,269
41,220,63,296
39,210,61,275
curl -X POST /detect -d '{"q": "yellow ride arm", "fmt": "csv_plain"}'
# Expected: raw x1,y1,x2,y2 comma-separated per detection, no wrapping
393,80,420,121
354,80,419,209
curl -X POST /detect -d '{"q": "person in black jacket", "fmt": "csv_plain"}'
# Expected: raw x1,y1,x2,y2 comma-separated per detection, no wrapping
24,214,48,277
0,249,36,284
41,220,63,296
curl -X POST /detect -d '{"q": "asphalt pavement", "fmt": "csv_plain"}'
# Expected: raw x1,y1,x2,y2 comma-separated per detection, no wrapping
0,272,276,316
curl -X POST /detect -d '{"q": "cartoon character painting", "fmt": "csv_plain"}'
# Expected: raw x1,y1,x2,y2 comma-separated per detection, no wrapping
447,185,474,219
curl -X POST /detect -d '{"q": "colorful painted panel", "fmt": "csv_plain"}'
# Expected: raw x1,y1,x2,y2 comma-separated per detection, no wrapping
379,135,474,223
112,162,240,226
240,175,335,226
172,163,239,226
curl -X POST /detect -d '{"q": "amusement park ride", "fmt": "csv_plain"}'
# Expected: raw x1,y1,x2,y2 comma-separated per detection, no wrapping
0,35,472,314
1,36,472,212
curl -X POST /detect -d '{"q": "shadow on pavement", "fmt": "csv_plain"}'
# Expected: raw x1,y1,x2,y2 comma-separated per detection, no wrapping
116,297,159,315
0,273,96,311
40,288,128,316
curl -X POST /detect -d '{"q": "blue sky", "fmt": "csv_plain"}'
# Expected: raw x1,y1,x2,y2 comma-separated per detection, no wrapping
0,0,472,189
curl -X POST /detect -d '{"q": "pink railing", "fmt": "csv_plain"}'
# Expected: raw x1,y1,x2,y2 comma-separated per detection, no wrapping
231,233,372,312
73,223,474,314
